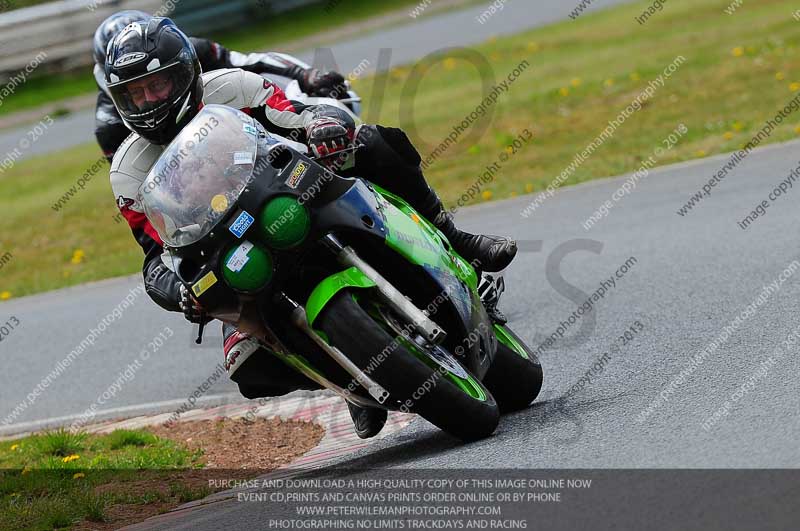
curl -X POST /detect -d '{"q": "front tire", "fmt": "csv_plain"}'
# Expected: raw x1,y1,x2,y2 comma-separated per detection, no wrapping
317,291,500,441
483,325,544,413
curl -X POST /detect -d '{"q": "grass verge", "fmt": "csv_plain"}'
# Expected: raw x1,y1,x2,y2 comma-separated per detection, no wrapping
0,428,204,530
1,0,800,298
0,418,323,530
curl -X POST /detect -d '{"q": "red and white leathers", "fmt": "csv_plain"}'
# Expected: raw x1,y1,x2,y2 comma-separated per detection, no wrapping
95,41,333,162
110,68,328,383
110,70,515,394
110,67,324,297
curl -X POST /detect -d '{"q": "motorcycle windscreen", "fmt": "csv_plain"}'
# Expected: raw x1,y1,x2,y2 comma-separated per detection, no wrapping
138,105,259,247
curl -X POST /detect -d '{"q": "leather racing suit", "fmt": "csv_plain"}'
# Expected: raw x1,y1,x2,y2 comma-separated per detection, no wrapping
110,68,445,398
95,38,323,162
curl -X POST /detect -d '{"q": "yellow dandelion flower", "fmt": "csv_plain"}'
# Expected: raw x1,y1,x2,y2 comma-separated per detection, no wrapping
604,78,614,87
72,472,85,479
731,47,744,57
443,58,457,71
481,190,493,201
776,72,785,81
0,292,11,301
723,132,734,140
559,87,569,97
732,122,744,131
10,444,19,451
505,146,514,155
794,126,800,135
525,184,535,193
570,78,582,88
790,82,800,92
629,72,640,81
62,454,80,463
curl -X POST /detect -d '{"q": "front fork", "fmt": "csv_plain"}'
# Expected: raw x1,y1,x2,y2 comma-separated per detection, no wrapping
275,234,449,410
321,234,447,345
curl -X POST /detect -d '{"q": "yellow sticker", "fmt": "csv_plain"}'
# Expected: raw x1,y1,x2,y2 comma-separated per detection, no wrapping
192,271,218,297
211,194,228,213
285,161,308,189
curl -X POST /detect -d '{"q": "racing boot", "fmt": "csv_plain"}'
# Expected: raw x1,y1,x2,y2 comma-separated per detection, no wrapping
418,191,517,272
346,402,388,439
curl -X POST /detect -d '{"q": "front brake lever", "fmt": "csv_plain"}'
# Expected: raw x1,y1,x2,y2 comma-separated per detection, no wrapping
311,143,365,164
195,312,208,345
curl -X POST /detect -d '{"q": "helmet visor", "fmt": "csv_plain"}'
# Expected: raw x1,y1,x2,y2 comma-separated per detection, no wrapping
107,58,194,122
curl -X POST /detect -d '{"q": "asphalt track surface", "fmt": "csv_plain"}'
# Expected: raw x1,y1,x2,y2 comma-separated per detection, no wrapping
0,0,639,432
0,0,630,160
109,138,800,531
4,130,800,463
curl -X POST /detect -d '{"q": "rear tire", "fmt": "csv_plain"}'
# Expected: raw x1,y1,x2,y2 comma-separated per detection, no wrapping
317,291,500,441
483,325,544,413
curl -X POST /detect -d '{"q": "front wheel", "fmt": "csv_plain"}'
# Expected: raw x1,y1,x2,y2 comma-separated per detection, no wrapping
483,325,544,413
317,291,500,441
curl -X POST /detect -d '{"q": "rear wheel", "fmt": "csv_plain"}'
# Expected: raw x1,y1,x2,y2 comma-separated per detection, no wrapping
483,325,544,413
317,291,500,441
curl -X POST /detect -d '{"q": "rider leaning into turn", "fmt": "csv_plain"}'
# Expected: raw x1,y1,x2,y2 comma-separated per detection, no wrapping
105,18,517,439
93,10,347,162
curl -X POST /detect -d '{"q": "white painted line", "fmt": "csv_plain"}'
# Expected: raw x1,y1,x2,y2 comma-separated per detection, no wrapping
0,393,243,439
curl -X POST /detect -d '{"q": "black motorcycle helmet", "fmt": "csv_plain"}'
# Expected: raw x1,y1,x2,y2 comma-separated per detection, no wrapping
105,17,203,145
92,10,151,67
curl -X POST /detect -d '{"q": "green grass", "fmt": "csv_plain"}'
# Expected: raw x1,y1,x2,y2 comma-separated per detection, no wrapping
0,143,143,298
2,0,799,299
0,71,97,116
0,0,441,117
0,429,203,531
28,429,88,458
351,0,800,205
1,0,53,11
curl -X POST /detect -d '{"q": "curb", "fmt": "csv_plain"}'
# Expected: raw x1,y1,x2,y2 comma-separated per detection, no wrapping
99,394,414,530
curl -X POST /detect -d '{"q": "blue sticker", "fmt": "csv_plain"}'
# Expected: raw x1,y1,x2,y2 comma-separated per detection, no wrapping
229,211,255,238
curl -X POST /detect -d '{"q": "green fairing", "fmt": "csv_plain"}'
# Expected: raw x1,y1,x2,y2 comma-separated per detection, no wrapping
305,185,480,332
494,324,530,360
305,266,376,326
370,185,478,288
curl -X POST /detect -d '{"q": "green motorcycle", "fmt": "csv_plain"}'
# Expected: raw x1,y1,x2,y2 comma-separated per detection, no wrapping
139,105,543,441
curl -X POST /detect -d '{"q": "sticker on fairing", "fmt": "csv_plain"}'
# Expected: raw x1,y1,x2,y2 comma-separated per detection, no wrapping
226,241,254,273
233,151,254,165
192,271,218,297
285,161,308,189
229,210,254,238
210,194,228,212
242,123,258,136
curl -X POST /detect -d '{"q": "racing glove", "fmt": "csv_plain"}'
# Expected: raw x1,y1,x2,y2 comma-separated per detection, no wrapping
305,108,356,170
179,284,205,324
300,69,349,99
